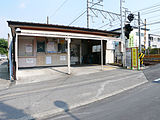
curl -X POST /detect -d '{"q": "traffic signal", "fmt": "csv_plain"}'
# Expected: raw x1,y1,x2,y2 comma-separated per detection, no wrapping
124,24,133,39
127,14,134,22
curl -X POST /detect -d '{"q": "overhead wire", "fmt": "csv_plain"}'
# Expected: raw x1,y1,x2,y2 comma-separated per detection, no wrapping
145,14,160,20
133,2,160,13
50,0,69,18
151,27,160,31
141,8,160,15
146,21,160,26
68,11,86,26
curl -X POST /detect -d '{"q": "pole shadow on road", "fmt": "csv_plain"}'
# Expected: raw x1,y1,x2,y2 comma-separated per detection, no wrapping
0,102,34,120
54,100,80,120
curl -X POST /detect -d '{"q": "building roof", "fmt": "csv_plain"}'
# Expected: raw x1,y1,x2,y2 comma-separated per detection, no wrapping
8,21,120,37
149,34,160,37
111,26,150,32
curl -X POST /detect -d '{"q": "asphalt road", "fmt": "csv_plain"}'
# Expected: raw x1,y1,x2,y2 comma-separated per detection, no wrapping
46,64,160,120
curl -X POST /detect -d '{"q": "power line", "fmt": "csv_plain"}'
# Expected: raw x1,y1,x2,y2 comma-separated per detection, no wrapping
151,27,160,31
98,20,120,29
145,14,160,20
148,18,160,24
151,31,160,34
133,2,160,13
146,21,160,26
142,8,160,15
50,0,69,18
68,11,86,26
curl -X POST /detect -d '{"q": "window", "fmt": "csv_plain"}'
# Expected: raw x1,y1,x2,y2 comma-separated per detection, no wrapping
149,37,153,40
37,41,45,52
149,37,153,42
136,32,144,36
136,32,139,36
92,45,101,52
141,33,144,36
58,40,67,53
152,45,157,48
153,38,157,42
158,38,160,42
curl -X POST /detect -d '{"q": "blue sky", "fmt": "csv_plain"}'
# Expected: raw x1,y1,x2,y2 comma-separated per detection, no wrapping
1,0,160,39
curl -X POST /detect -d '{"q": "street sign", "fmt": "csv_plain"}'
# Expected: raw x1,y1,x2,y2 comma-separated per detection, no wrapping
131,47,138,69
139,52,145,65
126,48,131,68
129,34,134,48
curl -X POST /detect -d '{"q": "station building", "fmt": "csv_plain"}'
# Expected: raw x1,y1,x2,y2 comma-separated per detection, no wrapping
8,21,121,80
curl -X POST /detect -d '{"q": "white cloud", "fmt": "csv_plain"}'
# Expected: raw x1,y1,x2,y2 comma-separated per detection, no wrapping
19,2,26,8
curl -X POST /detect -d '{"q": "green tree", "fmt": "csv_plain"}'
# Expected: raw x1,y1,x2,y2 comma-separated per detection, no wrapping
0,38,8,55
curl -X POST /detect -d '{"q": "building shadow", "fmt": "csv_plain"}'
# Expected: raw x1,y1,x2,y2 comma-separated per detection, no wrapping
0,102,34,120
1,61,8,65
49,68,68,74
54,100,80,120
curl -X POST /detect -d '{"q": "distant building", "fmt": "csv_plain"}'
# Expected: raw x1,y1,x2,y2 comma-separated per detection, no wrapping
148,34,160,48
111,27,150,49
0,54,7,60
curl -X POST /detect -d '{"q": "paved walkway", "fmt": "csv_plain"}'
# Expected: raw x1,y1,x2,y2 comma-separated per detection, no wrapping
16,64,120,85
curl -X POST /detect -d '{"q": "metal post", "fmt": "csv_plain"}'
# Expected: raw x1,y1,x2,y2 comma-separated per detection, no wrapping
87,0,89,28
9,34,12,81
47,16,49,24
80,40,82,64
120,0,126,67
138,12,141,68
12,36,16,80
101,40,103,70
15,34,18,80
138,12,141,53
144,19,146,54
67,38,71,74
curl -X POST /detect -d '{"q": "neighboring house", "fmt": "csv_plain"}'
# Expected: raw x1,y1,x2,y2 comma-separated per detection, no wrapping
111,27,150,49
148,34,160,48
8,21,121,80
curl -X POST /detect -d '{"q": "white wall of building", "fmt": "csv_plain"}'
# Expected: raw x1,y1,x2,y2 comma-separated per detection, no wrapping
106,40,115,64
106,50,114,63
148,34,160,48
130,28,149,49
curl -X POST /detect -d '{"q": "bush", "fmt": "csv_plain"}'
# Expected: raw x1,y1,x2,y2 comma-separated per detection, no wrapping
0,38,8,55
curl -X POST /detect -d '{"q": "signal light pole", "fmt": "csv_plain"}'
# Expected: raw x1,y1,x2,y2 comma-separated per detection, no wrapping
138,12,141,54
120,0,126,67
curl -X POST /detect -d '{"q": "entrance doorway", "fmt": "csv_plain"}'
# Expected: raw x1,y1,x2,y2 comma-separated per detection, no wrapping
81,40,106,65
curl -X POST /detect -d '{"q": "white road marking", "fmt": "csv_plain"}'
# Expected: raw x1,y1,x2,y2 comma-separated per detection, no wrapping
153,78,160,82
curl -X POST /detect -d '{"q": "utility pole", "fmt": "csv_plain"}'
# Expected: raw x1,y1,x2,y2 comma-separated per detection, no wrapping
47,16,49,24
86,0,104,28
87,0,89,28
138,12,141,53
144,19,146,54
120,0,126,67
